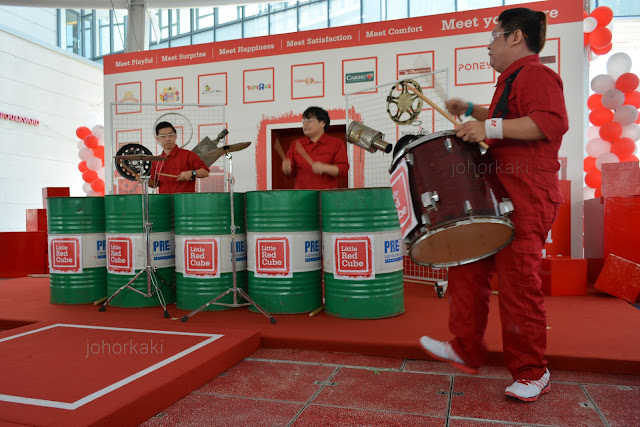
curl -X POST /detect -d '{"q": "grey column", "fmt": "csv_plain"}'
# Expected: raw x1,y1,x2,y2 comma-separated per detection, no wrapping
126,0,149,52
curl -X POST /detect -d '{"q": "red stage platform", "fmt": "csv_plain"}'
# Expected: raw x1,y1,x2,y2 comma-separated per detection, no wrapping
0,277,638,425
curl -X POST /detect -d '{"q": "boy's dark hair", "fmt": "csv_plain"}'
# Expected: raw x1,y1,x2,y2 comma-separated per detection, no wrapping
155,121,176,135
498,8,547,54
303,106,330,131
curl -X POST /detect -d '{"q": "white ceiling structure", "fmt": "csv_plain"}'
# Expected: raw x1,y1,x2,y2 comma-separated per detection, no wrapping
0,0,268,8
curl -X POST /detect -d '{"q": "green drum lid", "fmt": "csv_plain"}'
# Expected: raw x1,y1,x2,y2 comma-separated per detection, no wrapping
246,190,319,231
104,194,173,233
174,192,245,235
47,197,105,234
321,188,399,232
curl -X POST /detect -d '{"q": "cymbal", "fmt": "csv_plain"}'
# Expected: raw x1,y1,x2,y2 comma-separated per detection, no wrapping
115,154,167,161
201,142,251,166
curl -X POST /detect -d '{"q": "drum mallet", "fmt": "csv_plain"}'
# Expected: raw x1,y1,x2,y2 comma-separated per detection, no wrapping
406,85,489,150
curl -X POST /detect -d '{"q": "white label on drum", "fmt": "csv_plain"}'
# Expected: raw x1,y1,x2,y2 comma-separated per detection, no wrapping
390,158,418,239
48,233,107,273
106,232,175,275
175,234,247,277
323,231,403,279
247,231,321,277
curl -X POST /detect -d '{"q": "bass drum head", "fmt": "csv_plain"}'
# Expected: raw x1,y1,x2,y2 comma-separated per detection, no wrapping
410,217,514,268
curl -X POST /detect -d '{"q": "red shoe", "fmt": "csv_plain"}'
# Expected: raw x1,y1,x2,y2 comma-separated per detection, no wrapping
419,336,479,375
505,369,551,402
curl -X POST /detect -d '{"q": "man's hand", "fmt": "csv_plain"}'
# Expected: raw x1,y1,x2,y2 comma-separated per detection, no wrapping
311,161,326,175
282,159,292,176
445,98,469,120
454,121,486,143
177,171,192,181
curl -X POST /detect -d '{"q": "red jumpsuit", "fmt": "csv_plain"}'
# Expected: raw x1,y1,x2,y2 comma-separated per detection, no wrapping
448,55,569,380
286,132,349,190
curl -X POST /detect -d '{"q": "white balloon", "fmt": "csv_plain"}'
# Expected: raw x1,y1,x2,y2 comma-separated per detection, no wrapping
87,190,100,197
601,88,625,110
78,146,94,161
613,105,639,126
586,126,601,140
87,157,102,172
583,17,598,33
91,124,104,139
606,52,633,80
97,168,105,180
621,124,640,142
583,186,596,200
77,140,86,150
595,152,620,171
591,74,616,94
82,111,99,128
586,138,611,157
82,182,92,194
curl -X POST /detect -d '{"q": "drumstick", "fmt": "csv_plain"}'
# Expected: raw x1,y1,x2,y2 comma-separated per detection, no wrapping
157,172,179,179
273,139,286,161
118,159,138,176
309,304,325,317
407,84,490,150
295,142,314,166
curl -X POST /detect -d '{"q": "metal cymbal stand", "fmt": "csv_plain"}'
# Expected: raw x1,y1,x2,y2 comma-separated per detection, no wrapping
182,147,276,323
99,172,170,318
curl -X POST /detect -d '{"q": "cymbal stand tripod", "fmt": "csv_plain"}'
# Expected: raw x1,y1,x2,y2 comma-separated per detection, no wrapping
99,173,170,317
182,147,276,323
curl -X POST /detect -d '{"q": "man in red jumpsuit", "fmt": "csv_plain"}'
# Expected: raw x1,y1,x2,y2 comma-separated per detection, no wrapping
281,106,349,190
419,7,568,402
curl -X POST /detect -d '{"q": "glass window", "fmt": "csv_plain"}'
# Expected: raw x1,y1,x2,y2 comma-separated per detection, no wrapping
330,0,360,27
362,0,382,23
65,9,80,54
271,2,297,12
196,7,214,29
112,11,126,53
458,0,502,12
82,14,93,58
218,6,239,24
244,4,269,17
387,2,408,21
158,9,169,39
172,8,191,35
170,35,191,47
150,41,169,50
244,16,269,38
270,9,297,35
410,1,455,16
595,0,640,16
300,2,328,31
192,29,214,44
216,23,242,41
97,10,110,56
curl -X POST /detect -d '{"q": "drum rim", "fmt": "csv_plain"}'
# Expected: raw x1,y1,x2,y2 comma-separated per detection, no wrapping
389,130,457,172
408,216,515,268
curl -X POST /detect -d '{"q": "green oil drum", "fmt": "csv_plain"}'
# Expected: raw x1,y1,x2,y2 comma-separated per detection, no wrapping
321,188,405,319
47,197,106,304
173,192,247,311
246,190,322,313
104,194,175,307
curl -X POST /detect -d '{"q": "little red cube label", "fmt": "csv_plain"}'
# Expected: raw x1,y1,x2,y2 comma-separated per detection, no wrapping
184,239,218,277
255,237,290,276
108,237,133,274
49,237,81,273
334,236,373,278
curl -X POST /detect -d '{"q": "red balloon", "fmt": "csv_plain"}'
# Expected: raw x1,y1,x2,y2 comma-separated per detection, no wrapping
82,169,98,183
93,145,105,160
611,137,636,158
76,126,92,140
591,42,612,56
587,94,603,110
91,179,105,192
78,161,88,173
583,10,588,20
599,121,623,142
594,187,602,198
583,156,597,173
590,6,614,27
619,154,639,163
589,27,612,50
585,170,602,188
84,135,99,149
589,107,614,126
615,73,640,94
624,91,640,108
584,32,589,47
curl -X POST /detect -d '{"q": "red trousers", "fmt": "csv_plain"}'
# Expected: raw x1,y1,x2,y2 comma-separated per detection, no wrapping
447,171,560,381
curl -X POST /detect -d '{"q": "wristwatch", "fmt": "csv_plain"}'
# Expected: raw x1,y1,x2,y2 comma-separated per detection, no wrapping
191,170,197,180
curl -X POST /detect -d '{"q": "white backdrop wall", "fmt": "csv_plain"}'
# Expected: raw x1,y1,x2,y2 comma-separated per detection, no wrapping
103,0,586,256
0,28,103,231
0,6,56,47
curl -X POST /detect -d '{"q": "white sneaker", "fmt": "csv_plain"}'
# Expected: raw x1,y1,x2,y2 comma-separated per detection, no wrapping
419,336,479,375
505,369,551,402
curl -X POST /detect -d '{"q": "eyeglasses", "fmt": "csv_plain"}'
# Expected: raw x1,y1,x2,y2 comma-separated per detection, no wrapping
302,118,318,123
157,133,176,139
489,31,511,44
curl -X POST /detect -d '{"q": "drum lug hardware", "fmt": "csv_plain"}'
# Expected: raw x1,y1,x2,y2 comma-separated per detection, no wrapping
499,199,514,215
406,152,414,166
421,214,431,226
464,200,473,214
444,137,453,152
421,191,439,210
